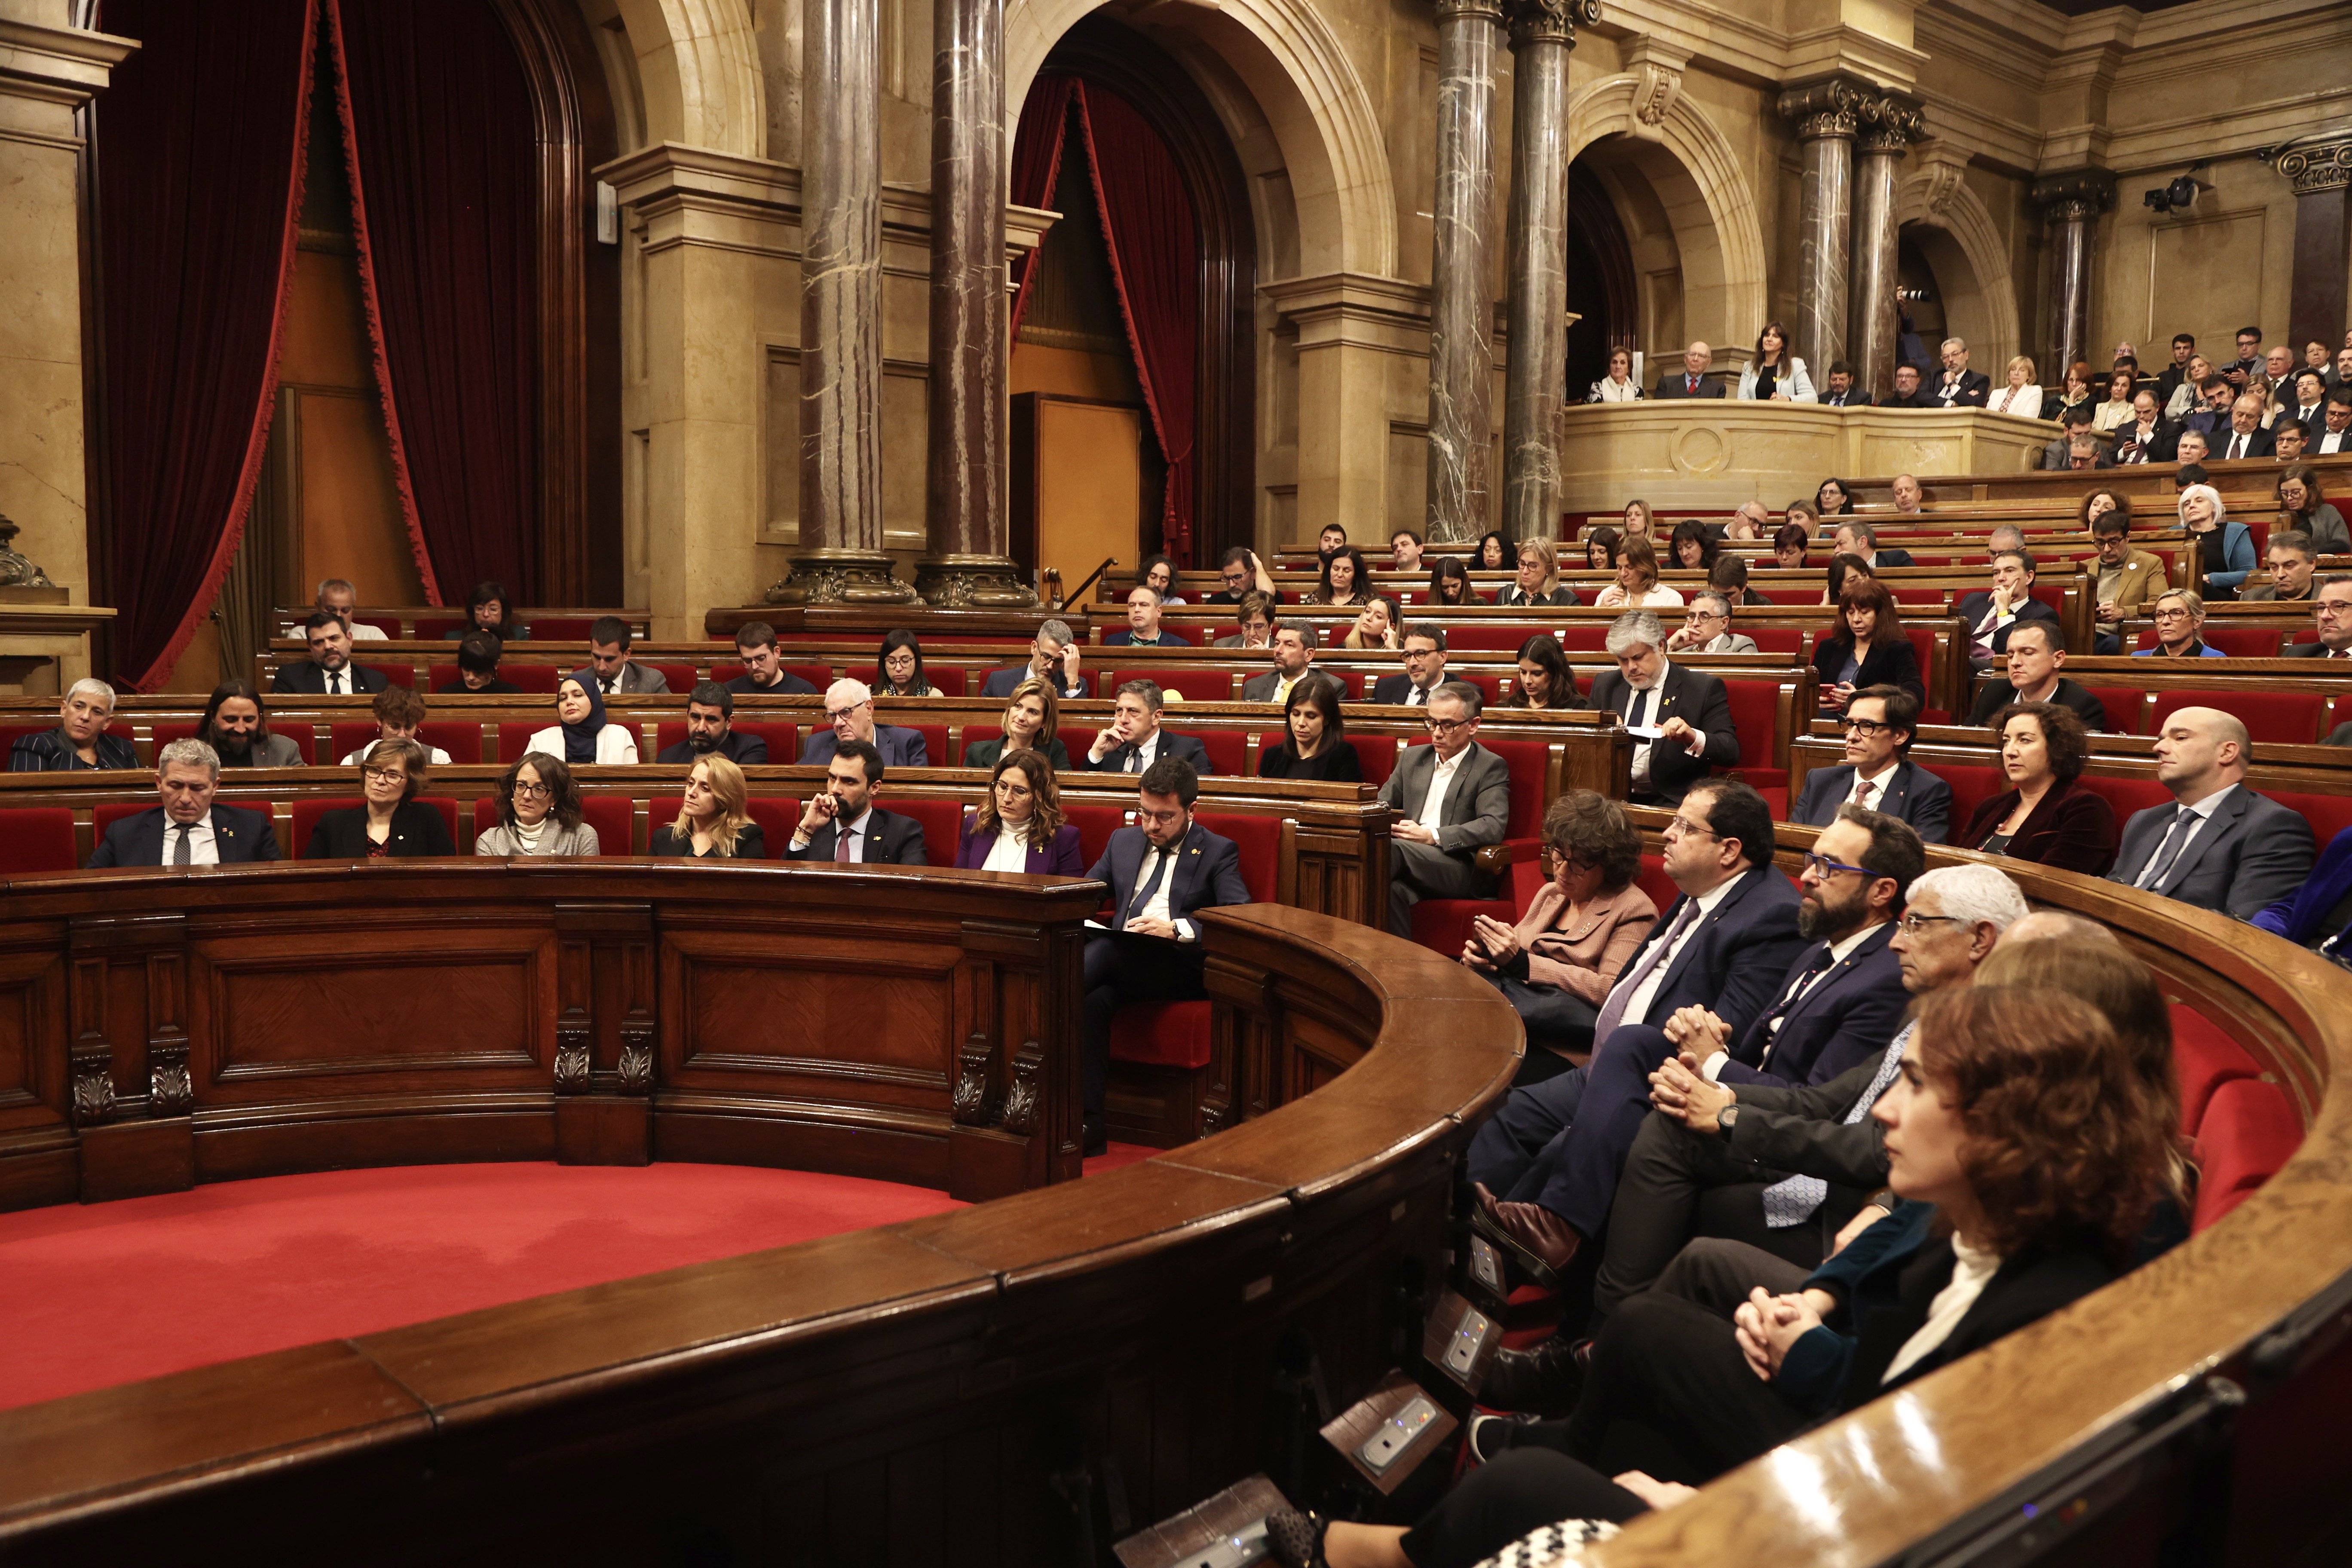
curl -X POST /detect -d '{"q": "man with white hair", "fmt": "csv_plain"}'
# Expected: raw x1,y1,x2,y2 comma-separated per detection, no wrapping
1931,337,1990,407
2108,706,2312,919
1654,341,1724,399
2217,394,2277,462
86,740,281,867
1586,612,1738,805
8,678,137,771
314,579,386,640
795,678,930,766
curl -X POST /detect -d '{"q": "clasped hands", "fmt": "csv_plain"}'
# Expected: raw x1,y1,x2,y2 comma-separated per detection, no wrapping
1646,1008,1735,1131
1732,1286,1837,1381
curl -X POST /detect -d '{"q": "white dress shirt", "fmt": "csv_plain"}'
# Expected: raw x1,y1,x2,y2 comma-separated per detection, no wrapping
1698,921,1886,1080
1845,759,1902,810
1622,665,1709,787
2318,428,2352,455
2223,430,2258,461
1415,747,1467,833
162,816,220,866
981,824,1030,872
1614,876,1737,1029
1128,840,1200,941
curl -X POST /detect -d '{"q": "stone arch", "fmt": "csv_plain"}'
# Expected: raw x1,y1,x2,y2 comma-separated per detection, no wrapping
1564,74,1767,349
1008,0,1395,277
1895,147,2022,377
606,0,764,156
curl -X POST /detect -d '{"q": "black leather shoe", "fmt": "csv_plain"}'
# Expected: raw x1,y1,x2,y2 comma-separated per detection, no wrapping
1475,1335,1587,1416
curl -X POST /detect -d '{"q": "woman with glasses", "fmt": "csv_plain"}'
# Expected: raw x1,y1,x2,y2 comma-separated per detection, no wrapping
1495,539,1580,608
301,738,456,858
1957,701,2118,873
475,752,600,856
2275,463,2350,554
1258,677,1363,782
2133,589,2225,658
526,673,640,765
1813,578,1920,712
873,630,937,697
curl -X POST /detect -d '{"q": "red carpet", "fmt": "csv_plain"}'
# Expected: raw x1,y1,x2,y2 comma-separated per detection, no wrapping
0,1152,1083,1412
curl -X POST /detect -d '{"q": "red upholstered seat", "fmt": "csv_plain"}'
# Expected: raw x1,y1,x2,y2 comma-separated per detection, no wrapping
918,667,967,696
1311,669,1363,698
2168,1004,2260,1134
358,664,414,691
92,800,166,848
1109,1002,1213,1069
1556,625,1611,651
1716,677,1784,789
886,796,970,865
1451,671,1503,705
1064,803,1127,870
2074,773,2175,827
1442,624,1550,652
1634,851,1678,914
2266,790,2352,854
1888,586,1945,606
152,722,198,753
1746,627,1804,655
2191,1076,2303,1231
0,723,57,759
329,721,485,766
645,663,698,694
532,617,597,641
2078,688,2151,735
1193,811,1282,902
897,724,949,769
430,662,563,694
2150,689,2324,745
0,808,76,873
1113,667,1234,703
1194,729,1247,777
1900,625,1936,680
1407,736,1548,952
645,796,797,858
1346,733,1400,785
1919,763,2006,838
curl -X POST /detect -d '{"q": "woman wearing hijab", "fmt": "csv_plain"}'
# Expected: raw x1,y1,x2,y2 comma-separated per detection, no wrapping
525,672,640,764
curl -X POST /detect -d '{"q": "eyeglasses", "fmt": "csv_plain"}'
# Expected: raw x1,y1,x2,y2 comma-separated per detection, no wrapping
1426,716,1472,736
1687,608,1726,622
1843,717,1893,736
825,703,871,723
1801,851,1880,880
513,781,553,799
1896,913,1963,935
360,766,407,783
2152,607,2193,622
1663,814,1715,839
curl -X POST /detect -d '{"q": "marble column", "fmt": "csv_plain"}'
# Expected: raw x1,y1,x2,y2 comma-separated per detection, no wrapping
2275,135,2352,355
1846,95,1920,400
1498,0,1592,542
2030,170,2113,386
1423,0,1502,545
778,0,914,604
914,0,1034,607
1775,79,1860,378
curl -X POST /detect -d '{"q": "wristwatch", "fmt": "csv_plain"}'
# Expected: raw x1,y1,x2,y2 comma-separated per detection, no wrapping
1716,1105,1740,1133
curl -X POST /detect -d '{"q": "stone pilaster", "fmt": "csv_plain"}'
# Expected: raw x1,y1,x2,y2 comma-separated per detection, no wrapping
1776,77,1861,377
2031,168,2114,387
2273,135,2352,356
1846,92,1921,399
1423,0,1502,545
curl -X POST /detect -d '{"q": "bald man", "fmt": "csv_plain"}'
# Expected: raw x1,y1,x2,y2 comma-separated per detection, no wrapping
1655,342,1725,399
2108,707,2312,920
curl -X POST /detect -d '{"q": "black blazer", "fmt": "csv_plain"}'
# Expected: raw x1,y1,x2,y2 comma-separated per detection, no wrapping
1966,675,2108,731
1954,592,2061,657
1371,673,1439,705
650,822,767,859
1585,662,1740,803
1871,548,1916,567
654,730,771,766
962,735,1073,771
1654,371,1726,399
1812,636,1923,705
272,661,389,696
86,803,281,867
301,800,456,859
1875,388,1933,409
1493,585,1581,608
2211,425,2277,461
1257,744,1363,782
1791,759,1951,843
1084,731,1215,776
784,807,926,865
1959,779,2119,875
1929,369,1992,407
1841,1238,2116,1405
2110,420,2180,464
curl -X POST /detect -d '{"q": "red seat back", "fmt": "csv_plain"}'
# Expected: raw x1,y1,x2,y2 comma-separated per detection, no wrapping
1717,678,1785,772
918,666,967,696
2168,1004,2261,1135
1193,729,1246,777
896,724,948,769
431,662,562,694
1555,625,1612,652
357,664,414,691
2074,773,2175,827
1901,625,1936,679
1345,733,1400,785
1888,586,1945,606
414,617,466,640
1441,623,1550,652
2191,1076,2303,1231
2265,791,2352,855
533,617,597,641
1194,811,1281,902
2149,689,2324,745
151,722,199,753
1450,671,1503,705
2077,688,2150,736
1746,626,1805,655
1064,803,1128,871
290,796,458,856
92,800,164,848
1920,762,2007,835
1634,851,1679,914
644,663,698,694
885,795,971,866
0,807,77,873
1113,667,1234,704
2201,626,2284,658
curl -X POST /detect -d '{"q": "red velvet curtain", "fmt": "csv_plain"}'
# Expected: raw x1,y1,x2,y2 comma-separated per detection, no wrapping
94,0,316,691
1007,73,1076,340
327,0,539,605
1072,86,1198,567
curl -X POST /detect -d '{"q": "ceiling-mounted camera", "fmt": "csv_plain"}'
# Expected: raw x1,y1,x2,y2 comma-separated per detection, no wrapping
2143,175,2202,214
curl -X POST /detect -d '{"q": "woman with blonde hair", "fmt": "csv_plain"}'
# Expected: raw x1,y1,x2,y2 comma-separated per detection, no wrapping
652,753,761,858
1988,355,2041,417
1591,535,1684,609
1495,539,1579,608
955,748,1083,873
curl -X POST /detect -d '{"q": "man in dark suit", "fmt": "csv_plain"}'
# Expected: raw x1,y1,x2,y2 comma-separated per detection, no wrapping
725,623,819,696
1817,360,1865,407
980,619,1090,698
2037,406,2101,469
585,616,671,696
2108,706,2314,921
655,681,770,766
1375,681,1512,937
1083,680,1213,775
2213,395,2277,462
1653,341,1726,399
1874,363,1932,408
1929,338,1991,407
1963,622,2108,730
1102,586,1191,647
784,741,927,865
2152,333,2198,407
1240,622,1318,704
1956,549,2061,669
2109,391,2179,465
1792,686,1951,842
2285,574,2352,658
1586,611,1740,806
1079,758,1251,1152
2315,386,2352,456
86,739,282,867
1465,781,1806,1277
1372,624,1449,705
272,612,390,697
797,678,929,766
1829,521,1912,569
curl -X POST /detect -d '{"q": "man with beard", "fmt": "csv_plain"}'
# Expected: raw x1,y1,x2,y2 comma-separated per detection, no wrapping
655,682,770,765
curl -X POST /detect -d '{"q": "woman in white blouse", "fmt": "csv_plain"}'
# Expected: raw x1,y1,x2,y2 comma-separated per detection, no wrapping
1734,322,1815,401
2091,368,2138,433
525,673,640,765
1586,346,1643,403
954,749,1084,874
1590,535,1685,610
1987,355,2042,418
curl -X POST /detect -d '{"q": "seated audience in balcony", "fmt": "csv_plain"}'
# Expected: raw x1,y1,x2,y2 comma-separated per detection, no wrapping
1586,344,1642,403
1084,679,1212,775
1368,621,1457,707
1212,591,1276,650
2153,335,2198,404
1814,477,1856,518
2061,432,2110,469
2285,368,2329,437
956,747,1084,873
1428,557,1482,606
1665,590,1757,655
337,685,451,766
2244,531,2320,603
1793,686,1949,840
963,677,1071,770
1592,535,1684,610
2109,391,2177,465
2090,508,2166,653
656,681,769,766
983,619,1089,698
1654,340,1724,399
1619,500,1655,541
1815,358,1864,407
1959,703,2117,874
1820,552,1874,607
2161,355,2214,420
1710,554,1770,609
2091,367,2138,432
1666,520,1718,575
1378,681,1511,937
1478,530,1512,570
1245,621,1322,702
1461,790,1657,1075
1583,526,1622,572
198,680,307,768
273,611,388,696
442,580,528,642
439,630,518,694
1079,757,1250,1152
1343,595,1403,652
1816,579,1922,713
1874,362,1932,409
529,674,640,765
1505,634,1586,711
787,741,925,865
2252,819,2352,957
1105,585,1192,646
1389,531,1424,573
303,739,456,859
1772,522,1811,572
2215,394,2277,462
1301,545,1372,609
2178,484,2254,600
2276,464,2349,554
1496,538,1580,607
726,621,820,696
2109,707,2314,919
1736,322,1814,401
2317,385,2352,456
9,677,136,771
1984,354,2040,417
871,629,937,697
1257,676,1362,783
1958,548,2061,668
1965,622,2107,730
1135,554,1186,608
86,739,279,867
653,753,763,859
1829,520,1910,569
474,753,600,857
2286,575,2352,658
1206,545,1278,607
799,677,927,766
1589,612,1737,806
2136,588,2225,658
2331,343,2352,389
2037,404,2099,469
1930,338,1991,407
314,578,386,640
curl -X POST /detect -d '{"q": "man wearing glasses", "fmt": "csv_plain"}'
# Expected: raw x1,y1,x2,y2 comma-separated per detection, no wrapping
1202,547,1278,607
2284,576,2352,658
1662,591,1757,655
2133,590,2223,658
1372,623,1450,704
1374,682,1512,937
982,619,1090,698
795,677,930,765
1587,611,1740,805
1791,685,1949,841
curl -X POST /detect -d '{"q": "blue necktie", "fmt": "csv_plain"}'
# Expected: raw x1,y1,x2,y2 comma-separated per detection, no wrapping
1126,847,1169,922
1761,1022,1913,1227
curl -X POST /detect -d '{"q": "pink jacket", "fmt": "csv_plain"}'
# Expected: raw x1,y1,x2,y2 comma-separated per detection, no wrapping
1517,881,1660,1002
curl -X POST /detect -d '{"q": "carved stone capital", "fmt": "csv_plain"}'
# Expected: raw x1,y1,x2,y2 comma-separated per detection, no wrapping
1775,77,1863,142
0,515,55,589
766,548,921,607
1853,92,1923,155
1433,0,1504,24
912,554,1040,609
2277,136,2352,196
2032,168,2116,222
1502,0,1583,49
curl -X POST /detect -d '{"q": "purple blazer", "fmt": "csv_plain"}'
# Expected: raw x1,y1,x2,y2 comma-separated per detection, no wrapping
955,819,1085,876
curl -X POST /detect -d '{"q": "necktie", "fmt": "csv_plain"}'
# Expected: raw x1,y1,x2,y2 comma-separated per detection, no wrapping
1686,375,1698,394
604,677,618,695
1591,898,1700,1046
2231,435,2247,460
834,820,854,863
1127,847,1168,922
2135,805,2199,891
1409,686,1426,707
1764,943,1841,1040
1125,747,1142,774
1761,1022,1914,1227
1849,777,1877,810
328,671,343,695
172,823,193,866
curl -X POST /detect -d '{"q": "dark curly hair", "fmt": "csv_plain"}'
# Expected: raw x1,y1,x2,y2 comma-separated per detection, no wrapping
1912,985,2172,1266
1995,700,2090,783
1540,789,1640,893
